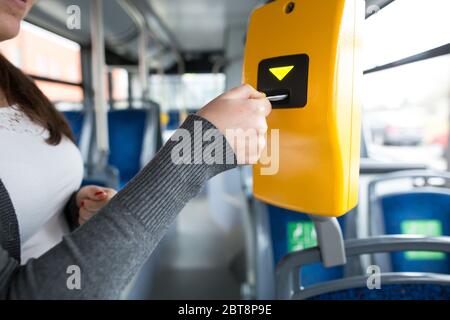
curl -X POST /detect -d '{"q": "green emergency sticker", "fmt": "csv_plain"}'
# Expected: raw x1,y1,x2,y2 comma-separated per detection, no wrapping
401,220,445,260
287,221,317,252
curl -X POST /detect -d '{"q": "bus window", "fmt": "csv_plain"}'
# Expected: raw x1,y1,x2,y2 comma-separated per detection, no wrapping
0,21,83,105
149,73,225,112
35,80,84,104
110,68,129,109
363,0,450,170
363,55,450,170
364,0,450,70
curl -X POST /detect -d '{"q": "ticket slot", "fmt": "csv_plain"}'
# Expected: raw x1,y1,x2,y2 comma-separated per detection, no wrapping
257,54,309,109
265,89,290,103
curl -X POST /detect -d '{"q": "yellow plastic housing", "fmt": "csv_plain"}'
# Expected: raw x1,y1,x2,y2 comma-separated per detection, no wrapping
244,0,364,217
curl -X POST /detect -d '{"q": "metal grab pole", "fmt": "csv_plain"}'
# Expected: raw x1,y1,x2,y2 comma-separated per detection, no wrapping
91,0,109,165
139,32,150,100
117,0,150,101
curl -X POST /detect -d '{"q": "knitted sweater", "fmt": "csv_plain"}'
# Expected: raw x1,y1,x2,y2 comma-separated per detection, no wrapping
0,115,236,299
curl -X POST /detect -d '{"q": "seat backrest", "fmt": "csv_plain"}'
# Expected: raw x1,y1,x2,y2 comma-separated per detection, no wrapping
380,191,450,235
166,110,181,130
276,236,450,300
378,190,450,273
308,283,450,300
108,109,148,187
63,110,93,163
63,111,85,146
268,205,346,287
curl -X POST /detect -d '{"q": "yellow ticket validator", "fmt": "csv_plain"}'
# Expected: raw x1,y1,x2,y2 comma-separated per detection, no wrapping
243,0,364,217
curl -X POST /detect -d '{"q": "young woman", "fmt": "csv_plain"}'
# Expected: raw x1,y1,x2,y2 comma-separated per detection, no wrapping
0,0,271,299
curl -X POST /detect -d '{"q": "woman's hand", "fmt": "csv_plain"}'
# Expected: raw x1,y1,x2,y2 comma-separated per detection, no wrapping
197,84,272,164
76,186,117,225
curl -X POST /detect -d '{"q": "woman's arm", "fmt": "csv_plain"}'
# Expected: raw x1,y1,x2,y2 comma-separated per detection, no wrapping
0,84,271,299
0,115,236,299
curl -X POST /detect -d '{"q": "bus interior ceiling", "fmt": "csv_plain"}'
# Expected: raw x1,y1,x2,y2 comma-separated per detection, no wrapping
2,0,449,300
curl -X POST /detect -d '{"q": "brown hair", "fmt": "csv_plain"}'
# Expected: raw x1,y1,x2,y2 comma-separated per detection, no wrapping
0,53,74,145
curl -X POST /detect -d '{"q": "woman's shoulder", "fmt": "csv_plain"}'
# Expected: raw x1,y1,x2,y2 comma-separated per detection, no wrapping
0,106,49,138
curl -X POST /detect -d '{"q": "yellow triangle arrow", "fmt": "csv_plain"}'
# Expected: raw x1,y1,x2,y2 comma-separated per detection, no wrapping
269,65,294,81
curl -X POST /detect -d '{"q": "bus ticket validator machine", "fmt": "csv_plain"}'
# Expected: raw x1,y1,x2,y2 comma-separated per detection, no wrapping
243,0,364,267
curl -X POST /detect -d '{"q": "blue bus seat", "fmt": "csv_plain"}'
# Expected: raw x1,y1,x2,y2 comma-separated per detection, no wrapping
108,107,162,188
368,172,450,274
268,205,347,287
166,110,181,130
63,110,119,188
63,111,85,146
379,190,450,273
276,236,450,300
63,110,94,165
308,283,450,300
108,109,147,188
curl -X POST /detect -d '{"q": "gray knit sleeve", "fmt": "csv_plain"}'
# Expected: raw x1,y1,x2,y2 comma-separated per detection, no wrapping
1,114,237,299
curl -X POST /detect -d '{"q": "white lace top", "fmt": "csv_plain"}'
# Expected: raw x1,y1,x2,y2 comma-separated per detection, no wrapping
0,106,83,264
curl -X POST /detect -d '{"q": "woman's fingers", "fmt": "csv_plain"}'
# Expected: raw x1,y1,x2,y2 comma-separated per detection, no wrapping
253,96,272,116
81,198,107,212
77,186,118,225
76,186,99,206
85,187,114,201
77,186,116,204
79,207,96,221
196,84,272,165
221,83,264,100
78,199,107,225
